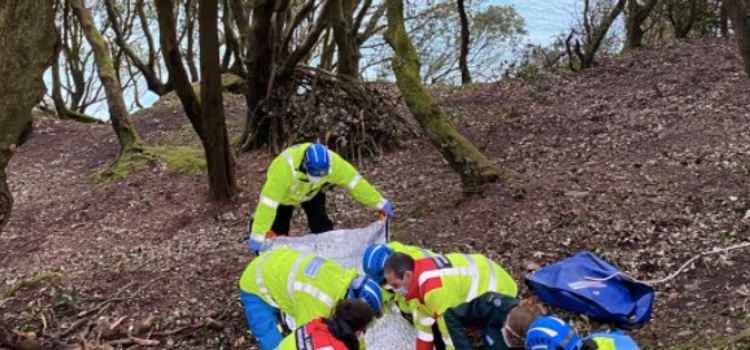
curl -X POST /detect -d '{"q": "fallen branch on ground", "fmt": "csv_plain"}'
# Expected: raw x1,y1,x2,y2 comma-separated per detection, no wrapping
152,318,224,337
586,241,750,286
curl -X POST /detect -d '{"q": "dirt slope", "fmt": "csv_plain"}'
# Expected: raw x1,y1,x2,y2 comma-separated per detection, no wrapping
2,39,749,349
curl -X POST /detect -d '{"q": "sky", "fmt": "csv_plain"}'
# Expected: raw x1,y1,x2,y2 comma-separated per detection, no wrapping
66,0,584,119
489,0,580,46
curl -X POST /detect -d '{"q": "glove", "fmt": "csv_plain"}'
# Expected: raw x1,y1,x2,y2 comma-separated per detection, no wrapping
248,231,276,254
248,238,269,254
379,200,393,220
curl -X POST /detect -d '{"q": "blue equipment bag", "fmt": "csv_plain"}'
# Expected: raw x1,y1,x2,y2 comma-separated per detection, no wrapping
525,251,655,328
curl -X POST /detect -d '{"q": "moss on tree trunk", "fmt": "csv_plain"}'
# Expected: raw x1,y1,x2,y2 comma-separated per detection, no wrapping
384,0,499,192
0,1,57,231
70,0,144,155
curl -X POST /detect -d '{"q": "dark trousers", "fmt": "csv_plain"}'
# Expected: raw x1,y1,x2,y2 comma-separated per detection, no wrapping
270,191,334,235
432,323,447,350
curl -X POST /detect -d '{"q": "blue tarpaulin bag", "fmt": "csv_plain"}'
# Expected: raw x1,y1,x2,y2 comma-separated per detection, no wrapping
525,251,655,328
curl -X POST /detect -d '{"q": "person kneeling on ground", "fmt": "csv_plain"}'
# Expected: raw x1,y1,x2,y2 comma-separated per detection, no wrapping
238,247,383,350
362,242,443,349
247,142,393,254
382,252,518,350
277,299,377,350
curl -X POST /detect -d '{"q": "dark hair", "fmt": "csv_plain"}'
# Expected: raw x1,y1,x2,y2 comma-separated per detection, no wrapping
383,252,414,278
332,299,377,333
326,299,377,350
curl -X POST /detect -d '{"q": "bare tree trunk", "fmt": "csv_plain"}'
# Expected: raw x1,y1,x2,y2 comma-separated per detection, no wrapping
200,0,237,201
51,49,101,124
104,0,173,95
624,0,659,50
60,3,89,112
667,0,701,38
726,0,750,77
230,0,251,50
331,0,360,78
584,0,626,66
384,0,499,192
240,0,276,151
185,0,200,82
155,0,207,143
721,0,730,38
457,0,472,85
321,27,336,70
222,0,245,76
239,0,339,151
568,0,626,70
0,0,57,231
70,0,143,154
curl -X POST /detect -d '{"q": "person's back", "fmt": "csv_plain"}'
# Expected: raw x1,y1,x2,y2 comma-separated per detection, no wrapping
420,253,518,314
239,247,358,327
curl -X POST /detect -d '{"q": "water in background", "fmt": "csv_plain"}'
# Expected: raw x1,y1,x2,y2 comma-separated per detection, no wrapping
90,1,585,118
489,0,580,46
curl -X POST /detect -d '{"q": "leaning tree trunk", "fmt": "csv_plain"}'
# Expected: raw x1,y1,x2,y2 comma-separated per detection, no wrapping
0,0,57,231
624,0,659,50
384,0,498,192
581,0,626,68
457,0,472,85
70,0,143,155
726,0,750,77
155,0,207,143
200,0,237,201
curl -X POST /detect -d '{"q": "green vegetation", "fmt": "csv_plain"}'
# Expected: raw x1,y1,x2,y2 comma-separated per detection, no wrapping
3,271,63,299
93,145,206,183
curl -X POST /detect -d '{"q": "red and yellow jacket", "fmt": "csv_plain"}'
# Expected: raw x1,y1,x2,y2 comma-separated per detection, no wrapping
277,318,350,350
404,254,518,350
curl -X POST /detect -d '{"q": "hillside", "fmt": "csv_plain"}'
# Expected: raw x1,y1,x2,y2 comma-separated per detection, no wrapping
2,39,750,349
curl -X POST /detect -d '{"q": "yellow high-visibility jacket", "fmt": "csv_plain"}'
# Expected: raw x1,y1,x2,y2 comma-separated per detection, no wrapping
250,143,385,242
239,247,358,329
404,253,518,350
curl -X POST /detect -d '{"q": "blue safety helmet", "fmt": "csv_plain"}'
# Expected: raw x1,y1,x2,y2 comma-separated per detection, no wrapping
525,316,582,350
362,244,393,284
304,143,331,177
348,276,383,315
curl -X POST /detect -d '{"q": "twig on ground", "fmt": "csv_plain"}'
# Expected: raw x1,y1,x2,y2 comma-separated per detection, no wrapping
643,241,750,285
109,336,160,346
152,318,224,337
52,277,163,340
585,241,750,286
